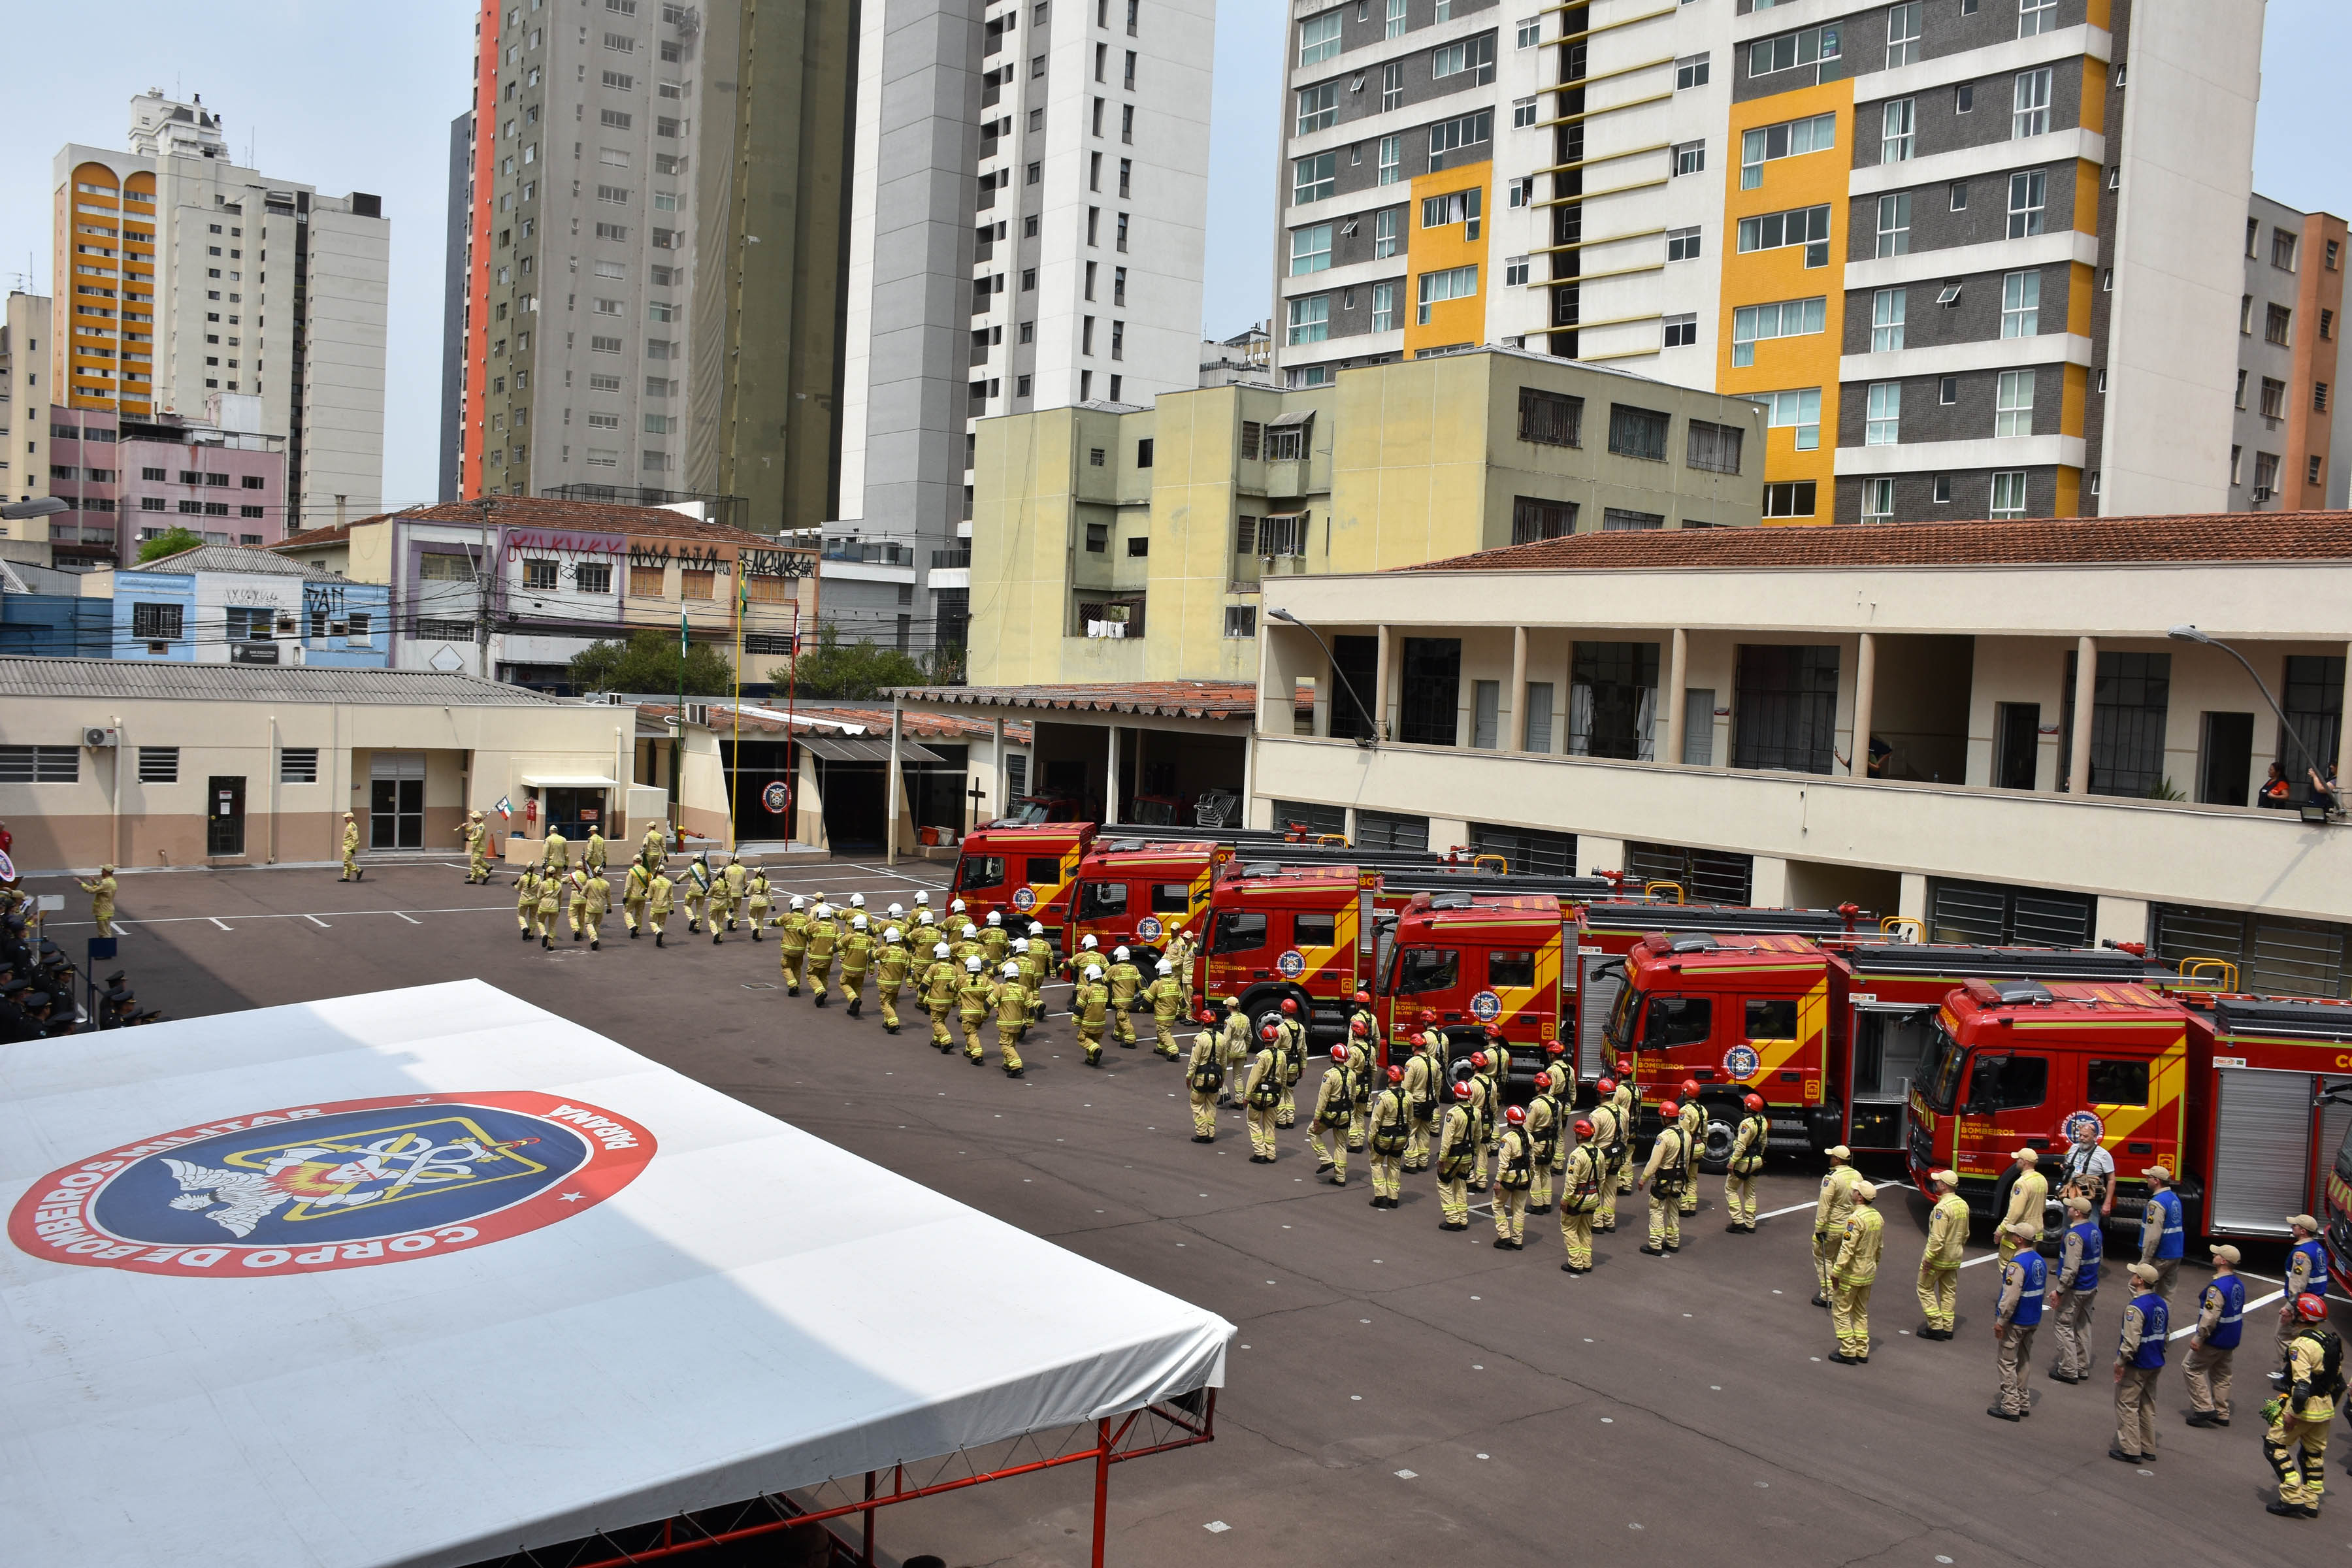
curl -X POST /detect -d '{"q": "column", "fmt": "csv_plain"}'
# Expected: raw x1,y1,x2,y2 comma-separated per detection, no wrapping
1899,872,1929,934
1749,857,1791,909
2068,636,2097,794
1509,626,1529,751
2338,640,2352,788
1850,631,1876,779
1578,836,1627,879
1104,725,1120,826
2094,897,2151,949
885,699,904,867
1375,624,1394,743
1663,628,1688,765
991,714,1006,820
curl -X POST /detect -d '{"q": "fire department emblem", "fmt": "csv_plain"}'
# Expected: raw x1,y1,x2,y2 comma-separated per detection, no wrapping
1722,1045,1761,1081
1012,885,1039,912
1276,949,1306,979
1470,990,1503,1022
2061,1109,2106,1145
11,1092,655,1279
1137,916,1164,940
761,781,791,814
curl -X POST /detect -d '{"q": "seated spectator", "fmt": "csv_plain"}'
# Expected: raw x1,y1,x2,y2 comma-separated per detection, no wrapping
2308,760,2340,814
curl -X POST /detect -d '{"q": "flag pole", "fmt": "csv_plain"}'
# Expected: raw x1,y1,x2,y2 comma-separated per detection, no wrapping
676,603,688,853
730,563,745,855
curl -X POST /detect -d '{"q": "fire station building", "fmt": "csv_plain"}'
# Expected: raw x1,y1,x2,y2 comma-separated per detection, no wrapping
1252,512,2352,997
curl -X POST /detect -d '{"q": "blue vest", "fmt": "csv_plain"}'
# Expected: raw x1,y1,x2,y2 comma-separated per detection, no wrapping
2148,1188,2184,1260
2008,1249,2047,1327
2291,1237,2331,1298
2068,1218,2102,1292
2125,1291,2168,1369
2206,1273,2246,1350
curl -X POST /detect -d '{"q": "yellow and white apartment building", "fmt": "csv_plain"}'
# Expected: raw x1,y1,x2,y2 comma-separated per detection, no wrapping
1274,0,2261,527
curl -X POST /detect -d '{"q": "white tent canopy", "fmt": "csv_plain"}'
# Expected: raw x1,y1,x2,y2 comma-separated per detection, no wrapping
0,981,1232,1568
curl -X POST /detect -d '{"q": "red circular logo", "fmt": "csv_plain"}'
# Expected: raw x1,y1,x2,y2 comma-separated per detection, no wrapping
10,1091,655,1279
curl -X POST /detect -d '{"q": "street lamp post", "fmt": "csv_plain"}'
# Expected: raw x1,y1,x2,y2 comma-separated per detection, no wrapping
1267,606,1377,748
2168,624,2336,818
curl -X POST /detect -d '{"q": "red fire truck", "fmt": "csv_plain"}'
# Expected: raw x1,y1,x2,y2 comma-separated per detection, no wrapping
1062,838,1230,964
948,823,1098,936
1198,866,1395,1043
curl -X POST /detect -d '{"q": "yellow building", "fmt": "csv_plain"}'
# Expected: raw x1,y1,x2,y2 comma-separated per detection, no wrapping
969,346,1765,686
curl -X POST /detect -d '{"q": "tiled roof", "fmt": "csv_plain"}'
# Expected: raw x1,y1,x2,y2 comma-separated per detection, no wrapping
642,702,1033,744
127,544,344,580
1401,510,2352,574
276,497,808,553
274,523,353,549
889,680,1304,719
0,658,564,706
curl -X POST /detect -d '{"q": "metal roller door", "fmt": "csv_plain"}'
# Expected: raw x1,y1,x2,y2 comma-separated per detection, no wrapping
1624,841,1752,907
1578,955,1624,1079
2210,1069,2314,1237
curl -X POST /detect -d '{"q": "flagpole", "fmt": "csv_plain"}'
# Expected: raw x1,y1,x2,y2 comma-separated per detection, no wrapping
730,563,745,855
676,603,688,853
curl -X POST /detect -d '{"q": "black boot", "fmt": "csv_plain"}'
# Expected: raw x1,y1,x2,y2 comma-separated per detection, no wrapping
655,932,664,947
848,999,862,1018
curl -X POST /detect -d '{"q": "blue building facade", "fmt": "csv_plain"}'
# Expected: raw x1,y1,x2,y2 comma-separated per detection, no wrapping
106,546,390,668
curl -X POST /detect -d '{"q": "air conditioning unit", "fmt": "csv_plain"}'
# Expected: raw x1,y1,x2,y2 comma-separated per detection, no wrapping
83,725,120,748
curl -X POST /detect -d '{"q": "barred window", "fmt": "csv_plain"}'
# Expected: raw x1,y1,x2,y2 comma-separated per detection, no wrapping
415,617,474,640
278,747,319,784
1518,386,1584,447
132,602,183,640
137,746,179,783
0,745,76,782
1607,403,1670,461
1686,419,1744,474
1511,497,1577,544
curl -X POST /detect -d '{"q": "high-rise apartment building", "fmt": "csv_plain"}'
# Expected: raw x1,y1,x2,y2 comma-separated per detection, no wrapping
1273,0,2262,527
451,0,855,536
2230,193,2352,514
1,292,51,518
826,0,1213,653
55,90,389,541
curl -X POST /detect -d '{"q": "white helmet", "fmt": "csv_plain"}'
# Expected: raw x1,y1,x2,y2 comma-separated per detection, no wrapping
813,903,830,918
790,894,805,909
1114,945,1131,962
934,942,951,958
1002,961,1020,977
951,898,967,913
915,891,930,906
1081,934,1100,950
885,926,903,943
962,923,979,939
888,902,904,918
1029,921,1046,936
1157,959,1173,973
987,910,1002,926
1084,966,1104,982
966,956,983,972
851,892,866,908
851,914,868,930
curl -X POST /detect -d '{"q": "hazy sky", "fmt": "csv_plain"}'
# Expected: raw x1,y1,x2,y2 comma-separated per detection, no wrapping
0,1,2338,506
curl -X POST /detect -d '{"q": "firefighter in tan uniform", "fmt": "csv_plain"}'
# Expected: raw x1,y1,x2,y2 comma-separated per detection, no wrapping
582,828,607,879
1145,961,1184,1059
540,826,569,877
1674,1081,1705,1218
640,819,666,869
1244,1025,1283,1163
1434,1081,1477,1231
955,956,996,1061
1215,997,1252,1108
1609,1066,1637,1194
840,915,876,1017
621,859,651,938
1106,947,1143,1048
1492,1103,1535,1251
990,961,1028,1075
1164,920,1198,1016
564,868,591,942
1012,938,1049,1028
533,870,561,951
339,813,362,881
457,811,491,883
681,854,713,934
1916,1169,1969,1338
706,858,739,943
1367,1067,1409,1209
1309,1046,1353,1185
581,868,610,950
1586,1079,1628,1234
515,864,543,939
1813,1145,1863,1307
1272,1000,1307,1128
719,856,747,932
875,925,911,1033
1073,966,1109,1065
1525,1068,1566,1215
1460,1051,1497,1192
921,943,960,1050
644,866,674,946
777,896,811,992
1344,1020,1376,1154
1186,1026,1226,1141
1723,1093,1769,1232
1401,1034,1441,1173
1998,1146,2048,1262
1635,1102,1689,1256
743,868,772,938
2266,1291,2342,1518
1829,1181,1884,1364
804,902,841,1005
1557,1120,1603,1274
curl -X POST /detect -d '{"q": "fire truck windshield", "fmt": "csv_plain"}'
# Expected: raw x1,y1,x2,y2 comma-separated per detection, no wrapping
1918,1022,1968,1114
1603,979,1640,1055
1077,881,1128,919
958,855,1007,891
1394,948,1460,994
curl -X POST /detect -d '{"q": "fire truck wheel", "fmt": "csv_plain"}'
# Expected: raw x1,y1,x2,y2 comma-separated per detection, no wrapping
1697,1117,1736,1175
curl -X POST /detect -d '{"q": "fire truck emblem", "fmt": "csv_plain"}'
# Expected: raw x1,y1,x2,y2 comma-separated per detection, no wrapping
1012,885,1039,912
10,1092,655,1279
1470,990,1503,1023
1276,949,1307,979
761,781,791,814
1137,916,1164,940
2061,1109,2106,1146
1722,1045,1761,1082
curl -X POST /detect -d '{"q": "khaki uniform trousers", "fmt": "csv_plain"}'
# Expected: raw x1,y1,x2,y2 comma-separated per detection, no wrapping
779,943,808,990
1646,1190,1680,1249
1369,1152,1402,1201
2266,1409,2331,1509
1917,1260,1961,1333
1493,1186,1528,1244
1437,1173,1469,1228
1247,1104,1279,1160
2114,1364,2161,1458
1309,1123,1350,1183
1593,1156,1624,1232
2049,1288,2098,1379
1404,1112,1433,1172
1724,1172,1760,1227
1560,1207,1595,1269
1189,1089,1218,1139
926,1000,955,1047
1832,1281,1875,1358
1995,1324,2036,1415
2181,1340,2234,1420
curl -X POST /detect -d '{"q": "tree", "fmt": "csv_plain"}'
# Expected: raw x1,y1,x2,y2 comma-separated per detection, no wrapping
766,623,946,700
137,527,206,564
567,629,737,695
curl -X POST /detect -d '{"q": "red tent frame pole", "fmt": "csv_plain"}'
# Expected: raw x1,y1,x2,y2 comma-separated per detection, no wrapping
1090,1417,1112,1568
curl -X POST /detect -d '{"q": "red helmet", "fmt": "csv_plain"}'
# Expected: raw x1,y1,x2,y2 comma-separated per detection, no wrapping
1595,1076,1617,1096
1505,1104,1526,1126
1573,1119,1595,1139
1196,1010,1217,1025
1330,1045,1348,1063
1483,1024,1502,1039
2295,1292,2329,1322
1680,1079,1701,1100
1615,1058,1633,1077
1349,1017,1369,1036
1280,998,1299,1015
1354,989,1371,1006
1386,1065,1404,1085
1658,1100,1681,1119
1452,1081,1473,1102
1260,1023,1279,1041
1742,1093,1765,1112
1409,1032,1429,1050
1544,1041,1565,1056
1418,1008,1438,1024
1469,1051,1489,1071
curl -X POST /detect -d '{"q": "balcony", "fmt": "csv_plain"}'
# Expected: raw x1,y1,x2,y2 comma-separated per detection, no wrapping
932,547,972,569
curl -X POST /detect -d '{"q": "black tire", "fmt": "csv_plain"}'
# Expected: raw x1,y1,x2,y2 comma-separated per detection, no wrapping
1698,1118,1735,1175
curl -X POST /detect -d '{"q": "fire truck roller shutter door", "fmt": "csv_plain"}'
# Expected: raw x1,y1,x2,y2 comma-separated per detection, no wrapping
2210,1068,2321,1237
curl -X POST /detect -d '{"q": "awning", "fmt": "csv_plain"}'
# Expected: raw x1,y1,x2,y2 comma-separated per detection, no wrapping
798,735,945,763
518,774,623,789
0,981,1232,1568
1269,408,1316,427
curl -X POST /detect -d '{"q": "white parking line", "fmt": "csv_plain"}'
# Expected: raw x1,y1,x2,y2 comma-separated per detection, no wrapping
303,915,329,928
1756,1200,1822,1221
394,912,423,925
2170,1288,2285,1339
208,918,230,931
1958,1252,2001,1269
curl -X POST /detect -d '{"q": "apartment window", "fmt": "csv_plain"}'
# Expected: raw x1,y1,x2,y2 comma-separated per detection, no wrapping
2234,368,2248,408
1382,61,1403,112
1224,606,1258,640
2330,239,2342,270
1676,53,1710,90
1989,470,2029,518
1875,193,1911,257
1297,83,1338,136
1123,49,1136,88
2001,270,2040,336
1422,188,1481,237
2006,170,2046,238
2260,376,2287,419
1432,35,1495,86
1517,15,1540,48
1607,404,1670,462
1951,180,1968,211
1748,24,1840,78
1865,382,1901,445
1995,370,2035,437
1294,154,1336,204
1507,176,1534,207
1428,111,1492,165
2012,68,2051,139
1673,140,1707,178
1371,280,1399,332
2265,302,2293,346
2311,454,2327,487
523,558,560,590
1663,312,1697,348
2323,308,2336,340
1886,3,1921,67
1286,295,1330,346
2019,0,2056,37
1601,509,1664,532
1861,477,1895,523
1881,99,1916,164
2254,449,2281,494
1511,497,1578,544
2270,227,2300,272
1518,387,1584,447
1666,226,1701,262
1737,204,1831,267
1416,264,1477,324
1729,297,1827,368
1761,481,1818,518
1686,419,1742,474
1764,387,1821,451
1505,256,1531,288
1512,97,1538,129
2230,444,2244,484
1373,207,1401,258
1375,135,1403,187
1740,112,1835,189
1386,0,1406,39
2317,382,2332,414
1291,223,1333,274
1871,287,1906,352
